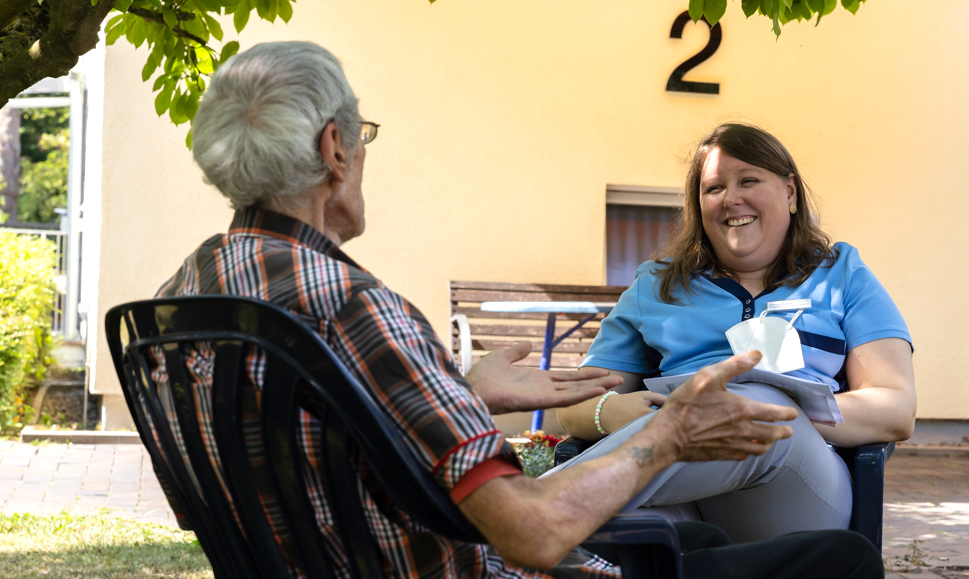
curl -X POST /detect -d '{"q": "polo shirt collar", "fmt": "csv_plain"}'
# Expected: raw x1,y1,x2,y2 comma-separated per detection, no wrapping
229,207,363,270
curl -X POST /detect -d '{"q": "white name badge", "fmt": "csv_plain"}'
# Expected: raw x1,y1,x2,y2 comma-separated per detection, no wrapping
766,299,812,312
725,306,808,374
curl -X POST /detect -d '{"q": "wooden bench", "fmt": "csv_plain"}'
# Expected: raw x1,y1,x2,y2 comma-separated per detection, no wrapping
448,280,627,374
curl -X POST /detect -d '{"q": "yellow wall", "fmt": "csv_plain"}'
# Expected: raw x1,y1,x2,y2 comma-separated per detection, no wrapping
94,0,969,422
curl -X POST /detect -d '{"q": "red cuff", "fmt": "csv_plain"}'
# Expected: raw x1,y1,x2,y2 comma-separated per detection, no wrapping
449,454,523,504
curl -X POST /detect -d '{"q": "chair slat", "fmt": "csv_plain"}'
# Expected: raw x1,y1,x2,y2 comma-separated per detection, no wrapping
126,346,241,578
210,341,293,577
259,356,335,579
162,343,262,579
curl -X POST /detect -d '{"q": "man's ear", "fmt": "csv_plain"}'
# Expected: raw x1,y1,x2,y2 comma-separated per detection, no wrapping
319,123,348,183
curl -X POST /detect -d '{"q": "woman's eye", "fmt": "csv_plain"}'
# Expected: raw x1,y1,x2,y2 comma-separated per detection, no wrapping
742,178,758,185
703,185,722,194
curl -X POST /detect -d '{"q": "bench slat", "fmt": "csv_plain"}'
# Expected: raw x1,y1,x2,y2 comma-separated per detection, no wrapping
450,280,627,295
450,307,606,321
456,338,595,354
452,289,623,304
455,324,601,339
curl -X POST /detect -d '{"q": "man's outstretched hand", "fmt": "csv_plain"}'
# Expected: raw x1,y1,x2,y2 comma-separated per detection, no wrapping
465,342,623,415
649,351,800,463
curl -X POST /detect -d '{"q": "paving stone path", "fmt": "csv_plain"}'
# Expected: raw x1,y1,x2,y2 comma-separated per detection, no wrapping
0,440,175,527
0,440,966,576
883,454,969,579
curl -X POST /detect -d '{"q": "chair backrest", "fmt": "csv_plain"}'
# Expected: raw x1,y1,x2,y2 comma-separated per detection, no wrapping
448,281,626,371
106,296,486,579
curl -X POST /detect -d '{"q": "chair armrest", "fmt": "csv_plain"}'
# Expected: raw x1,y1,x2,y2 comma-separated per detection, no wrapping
449,314,472,375
583,513,684,579
554,436,592,466
847,441,894,552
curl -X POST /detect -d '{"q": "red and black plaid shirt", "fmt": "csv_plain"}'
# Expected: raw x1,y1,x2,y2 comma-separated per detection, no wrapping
153,208,618,579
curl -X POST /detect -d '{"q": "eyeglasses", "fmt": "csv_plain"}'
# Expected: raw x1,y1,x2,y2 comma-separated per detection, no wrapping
317,120,380,150
360,121,379,145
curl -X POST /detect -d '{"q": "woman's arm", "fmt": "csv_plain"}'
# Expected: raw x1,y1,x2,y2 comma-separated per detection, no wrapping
555,367,667,440
813,337,916,447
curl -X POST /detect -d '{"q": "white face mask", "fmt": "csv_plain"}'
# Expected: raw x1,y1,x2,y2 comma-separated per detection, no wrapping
725,307,806,374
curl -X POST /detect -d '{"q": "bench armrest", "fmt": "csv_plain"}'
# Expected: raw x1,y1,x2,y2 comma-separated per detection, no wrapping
450,314,472,375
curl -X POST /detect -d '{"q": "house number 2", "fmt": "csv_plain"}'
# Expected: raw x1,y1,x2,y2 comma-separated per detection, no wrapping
666,11,722,95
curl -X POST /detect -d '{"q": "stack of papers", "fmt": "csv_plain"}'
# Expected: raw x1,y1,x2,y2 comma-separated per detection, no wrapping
642,369,843,426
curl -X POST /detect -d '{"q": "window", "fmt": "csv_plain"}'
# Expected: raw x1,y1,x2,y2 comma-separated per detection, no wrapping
605,186,682,287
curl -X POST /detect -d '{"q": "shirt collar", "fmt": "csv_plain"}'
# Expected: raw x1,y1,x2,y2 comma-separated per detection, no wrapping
229,207,364,270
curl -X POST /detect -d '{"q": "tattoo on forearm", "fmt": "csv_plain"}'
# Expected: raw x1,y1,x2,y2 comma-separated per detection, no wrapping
629,446,654,466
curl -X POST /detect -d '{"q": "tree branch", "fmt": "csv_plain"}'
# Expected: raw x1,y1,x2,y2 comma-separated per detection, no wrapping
0,0,117,106
126,6,195,22
127,6,206,45
0,0,34,33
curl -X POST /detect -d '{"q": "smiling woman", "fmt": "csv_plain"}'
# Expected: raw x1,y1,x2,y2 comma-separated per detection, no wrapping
556,123,917,543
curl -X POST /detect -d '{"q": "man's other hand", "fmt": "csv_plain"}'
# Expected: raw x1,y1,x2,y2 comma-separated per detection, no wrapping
650,351,799,463
465,342,623,415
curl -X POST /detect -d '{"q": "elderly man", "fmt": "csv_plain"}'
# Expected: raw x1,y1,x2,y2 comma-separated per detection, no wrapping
157,41,883,578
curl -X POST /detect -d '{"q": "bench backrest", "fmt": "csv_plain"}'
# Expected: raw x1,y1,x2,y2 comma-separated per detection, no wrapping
448,280,627,372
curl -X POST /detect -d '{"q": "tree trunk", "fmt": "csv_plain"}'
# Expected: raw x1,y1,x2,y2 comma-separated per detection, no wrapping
0,107,21,225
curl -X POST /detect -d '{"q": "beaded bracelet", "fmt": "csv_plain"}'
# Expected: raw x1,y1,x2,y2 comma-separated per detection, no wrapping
594,391,619,435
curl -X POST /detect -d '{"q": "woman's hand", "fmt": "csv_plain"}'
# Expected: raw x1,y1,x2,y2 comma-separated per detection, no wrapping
598,390,667,434
555,367,653,440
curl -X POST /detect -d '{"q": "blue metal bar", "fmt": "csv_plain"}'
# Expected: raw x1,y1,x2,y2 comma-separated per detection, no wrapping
550,313,597,349
531,313,557,432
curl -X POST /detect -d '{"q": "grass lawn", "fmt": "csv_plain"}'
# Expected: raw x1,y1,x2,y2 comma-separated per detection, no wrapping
0,511,213,578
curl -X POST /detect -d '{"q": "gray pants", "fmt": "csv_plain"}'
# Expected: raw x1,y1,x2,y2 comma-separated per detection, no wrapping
551,382,853,543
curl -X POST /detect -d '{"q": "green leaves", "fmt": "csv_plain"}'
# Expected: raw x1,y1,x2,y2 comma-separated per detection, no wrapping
685,0,867,36
688,0,704,22
703,0,727,25
106,0,296,146
233,2,250,33
742,0,759,17
842,0,861,14
220,40,240,63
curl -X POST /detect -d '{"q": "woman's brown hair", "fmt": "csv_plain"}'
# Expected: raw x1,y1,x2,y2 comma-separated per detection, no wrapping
654,123,837,303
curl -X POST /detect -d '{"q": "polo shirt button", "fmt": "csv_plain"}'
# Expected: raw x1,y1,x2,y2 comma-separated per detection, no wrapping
745,299,751,304
744,308,751,313
743,314,751,319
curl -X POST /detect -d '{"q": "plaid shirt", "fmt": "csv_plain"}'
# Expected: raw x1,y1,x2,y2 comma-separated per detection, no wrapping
154,208,619,579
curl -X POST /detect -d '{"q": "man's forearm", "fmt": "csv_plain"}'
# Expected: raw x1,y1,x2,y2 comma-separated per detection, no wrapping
460,422,679,569
460,352,796,569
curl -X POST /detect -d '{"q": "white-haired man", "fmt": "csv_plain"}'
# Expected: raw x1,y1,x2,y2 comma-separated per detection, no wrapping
156,41,883,579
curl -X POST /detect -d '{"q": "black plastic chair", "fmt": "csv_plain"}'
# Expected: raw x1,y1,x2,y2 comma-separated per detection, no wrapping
106,296,686,579
555,437,895,551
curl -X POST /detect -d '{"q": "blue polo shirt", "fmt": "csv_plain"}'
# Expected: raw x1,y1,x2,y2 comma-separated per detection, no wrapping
581,242,911,392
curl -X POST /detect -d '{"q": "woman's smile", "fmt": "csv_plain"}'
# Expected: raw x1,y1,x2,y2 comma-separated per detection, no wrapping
726,216,756,227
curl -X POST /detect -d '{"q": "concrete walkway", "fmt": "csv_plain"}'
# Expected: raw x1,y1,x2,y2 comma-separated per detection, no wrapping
0,440,966,576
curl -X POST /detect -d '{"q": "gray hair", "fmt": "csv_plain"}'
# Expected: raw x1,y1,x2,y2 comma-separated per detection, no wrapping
192,41,361,210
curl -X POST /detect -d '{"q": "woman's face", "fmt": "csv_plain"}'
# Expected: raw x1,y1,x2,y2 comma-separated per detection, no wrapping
698,147,796,275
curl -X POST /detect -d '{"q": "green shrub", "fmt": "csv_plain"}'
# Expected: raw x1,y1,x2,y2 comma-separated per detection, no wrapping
0,231,57,432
